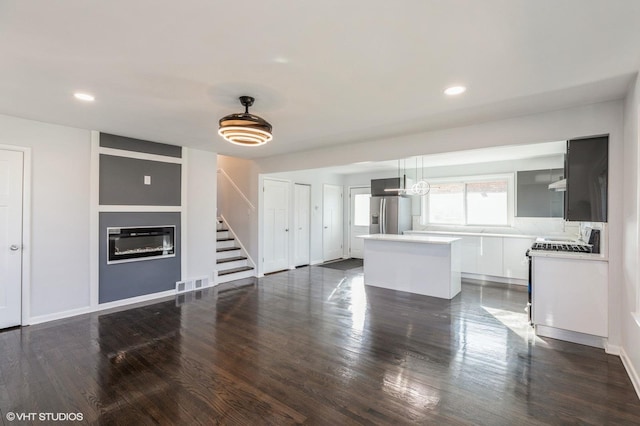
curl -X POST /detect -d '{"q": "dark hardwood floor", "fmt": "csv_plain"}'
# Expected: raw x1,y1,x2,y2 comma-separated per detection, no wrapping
1,266,640,425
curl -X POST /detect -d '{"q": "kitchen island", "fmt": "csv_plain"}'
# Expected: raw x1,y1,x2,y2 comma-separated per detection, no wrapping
359,234,462,299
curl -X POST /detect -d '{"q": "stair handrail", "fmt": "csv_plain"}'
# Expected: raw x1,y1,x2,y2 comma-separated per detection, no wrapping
217,168,256,211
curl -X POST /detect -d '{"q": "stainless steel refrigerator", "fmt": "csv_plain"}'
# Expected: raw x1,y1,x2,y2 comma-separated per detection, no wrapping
369,178,412,234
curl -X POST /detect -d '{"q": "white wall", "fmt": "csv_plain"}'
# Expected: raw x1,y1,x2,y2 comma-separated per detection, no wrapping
0,114,91,319
217,155,260,264
186,148,217,282
622,74,640,394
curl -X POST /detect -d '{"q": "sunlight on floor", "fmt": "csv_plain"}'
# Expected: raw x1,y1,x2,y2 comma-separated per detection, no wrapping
482,306,543,345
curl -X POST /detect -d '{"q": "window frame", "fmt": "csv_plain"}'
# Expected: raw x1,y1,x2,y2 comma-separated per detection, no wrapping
421,173,514,227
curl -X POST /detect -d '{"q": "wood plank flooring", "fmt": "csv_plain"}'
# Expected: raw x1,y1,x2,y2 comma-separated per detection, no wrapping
1,266,640,425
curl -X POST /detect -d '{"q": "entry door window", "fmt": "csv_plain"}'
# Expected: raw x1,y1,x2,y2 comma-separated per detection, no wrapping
353,194,371,226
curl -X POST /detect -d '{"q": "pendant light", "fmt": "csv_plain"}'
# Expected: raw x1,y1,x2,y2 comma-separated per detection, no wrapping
218,96,273,146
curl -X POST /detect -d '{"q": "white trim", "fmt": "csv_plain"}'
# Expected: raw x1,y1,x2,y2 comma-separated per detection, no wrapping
217,168,256,211
462,273,527,286
220,214,257,269
604,343,621,355
90,131,100,307
98,205,183,212
620,346,640,401
99,146,183,164
632,311,640,328
181,147,188,280
21,148,32,325
28,289,177,325
535,324,606,348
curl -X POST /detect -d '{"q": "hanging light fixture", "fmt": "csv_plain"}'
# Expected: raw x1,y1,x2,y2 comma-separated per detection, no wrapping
218,96,272,146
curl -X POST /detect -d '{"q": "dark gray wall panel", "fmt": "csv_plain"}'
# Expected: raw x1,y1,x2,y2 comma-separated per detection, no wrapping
516,169,564,217
100,133,182,158
100,155,181,206
99,212,181,303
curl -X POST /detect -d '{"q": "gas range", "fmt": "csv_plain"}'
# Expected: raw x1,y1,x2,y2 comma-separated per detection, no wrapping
529,239,592,253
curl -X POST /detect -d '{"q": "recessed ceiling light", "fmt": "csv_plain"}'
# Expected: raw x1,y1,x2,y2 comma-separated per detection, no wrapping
444,86,466,96
74,92,95,102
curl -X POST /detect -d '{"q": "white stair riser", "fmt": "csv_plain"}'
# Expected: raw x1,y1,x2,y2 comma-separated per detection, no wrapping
217,269,255,284
217,249,242,259
216,239,236,249
217,259,248,270
216,231,230,239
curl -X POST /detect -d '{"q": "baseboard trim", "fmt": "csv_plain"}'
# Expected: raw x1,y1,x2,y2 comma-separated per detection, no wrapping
620,346,640,401
28,306,94,325
605,343,621,356
462,273,527,286
535,325,605,349
28,289,177,325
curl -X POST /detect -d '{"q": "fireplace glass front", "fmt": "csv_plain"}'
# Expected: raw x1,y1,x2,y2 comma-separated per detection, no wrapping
108,226,175,264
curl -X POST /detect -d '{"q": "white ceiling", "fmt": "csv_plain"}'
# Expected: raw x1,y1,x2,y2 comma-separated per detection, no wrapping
1,1,639,159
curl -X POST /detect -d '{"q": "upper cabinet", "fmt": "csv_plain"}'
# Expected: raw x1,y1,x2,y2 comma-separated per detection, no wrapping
565,136,608,222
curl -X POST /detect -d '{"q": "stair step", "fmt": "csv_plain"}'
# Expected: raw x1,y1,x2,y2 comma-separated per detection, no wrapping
217,256,247,264
217,228,229,233
218,266,254,276
217,247,241,253
216,237,235,242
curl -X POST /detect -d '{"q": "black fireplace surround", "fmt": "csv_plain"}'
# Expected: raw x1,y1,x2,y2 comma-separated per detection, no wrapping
107,226,175,264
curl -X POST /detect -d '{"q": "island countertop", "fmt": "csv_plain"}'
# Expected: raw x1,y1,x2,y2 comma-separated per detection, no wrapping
358,234,461,245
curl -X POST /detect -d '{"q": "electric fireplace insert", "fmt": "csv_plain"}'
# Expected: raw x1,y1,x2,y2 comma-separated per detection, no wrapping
107,226,175,264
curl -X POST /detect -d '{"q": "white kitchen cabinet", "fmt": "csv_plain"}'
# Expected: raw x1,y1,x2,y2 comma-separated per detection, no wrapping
532,256,608,337
503,237,535,279
460,236,480,274
476,236,503,276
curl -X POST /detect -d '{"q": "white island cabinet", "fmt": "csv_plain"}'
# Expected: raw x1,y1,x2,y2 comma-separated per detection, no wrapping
359,234,461,299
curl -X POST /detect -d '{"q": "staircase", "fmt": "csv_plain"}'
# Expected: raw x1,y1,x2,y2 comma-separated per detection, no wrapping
216,217,256,284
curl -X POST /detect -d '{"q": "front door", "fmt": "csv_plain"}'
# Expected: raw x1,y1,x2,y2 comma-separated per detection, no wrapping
263,179,290,273
349,187,370,259
323,184,343,262
0,149,23,328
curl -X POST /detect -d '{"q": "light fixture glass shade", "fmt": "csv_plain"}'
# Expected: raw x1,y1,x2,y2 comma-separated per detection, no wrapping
218,96,272,146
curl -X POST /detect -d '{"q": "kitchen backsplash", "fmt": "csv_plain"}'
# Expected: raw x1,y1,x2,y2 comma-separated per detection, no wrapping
411,216,580,238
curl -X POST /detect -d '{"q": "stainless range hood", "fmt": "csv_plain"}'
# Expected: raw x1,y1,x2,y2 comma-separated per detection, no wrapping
548,178,566,192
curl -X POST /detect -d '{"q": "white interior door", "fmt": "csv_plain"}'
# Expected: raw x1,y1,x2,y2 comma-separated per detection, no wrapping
293,184,310,267
0,149,23,329
323,184,343,262
349,187,370,259
263,179,290,273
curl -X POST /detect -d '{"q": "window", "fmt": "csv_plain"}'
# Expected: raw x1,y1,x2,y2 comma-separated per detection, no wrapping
423,175,511,226
353,193,371,226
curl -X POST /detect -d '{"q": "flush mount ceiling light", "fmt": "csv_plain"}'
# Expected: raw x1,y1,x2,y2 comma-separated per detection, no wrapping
444,85,466,96
74,92,95,102
218,96,272,146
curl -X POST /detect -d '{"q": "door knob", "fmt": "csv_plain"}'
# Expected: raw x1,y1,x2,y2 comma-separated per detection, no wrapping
285,229,289,232
9,245,20,251
324,226,328,229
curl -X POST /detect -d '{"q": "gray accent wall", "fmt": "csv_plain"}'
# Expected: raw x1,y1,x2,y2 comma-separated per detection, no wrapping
100,133,182,157
99,212,181,303
100,155,181,206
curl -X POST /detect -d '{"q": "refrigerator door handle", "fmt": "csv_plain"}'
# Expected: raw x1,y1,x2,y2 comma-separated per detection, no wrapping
380,198,386,234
